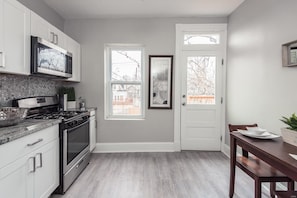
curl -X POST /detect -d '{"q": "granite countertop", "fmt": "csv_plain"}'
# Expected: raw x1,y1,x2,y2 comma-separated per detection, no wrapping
0,119,61,145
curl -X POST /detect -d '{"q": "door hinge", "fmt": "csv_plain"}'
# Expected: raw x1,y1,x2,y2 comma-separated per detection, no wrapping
222,59,224,66
220,136,222,142
221,97,223,104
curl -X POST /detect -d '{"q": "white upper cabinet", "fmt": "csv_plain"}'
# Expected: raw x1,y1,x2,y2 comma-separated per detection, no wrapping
49,24,66,49
31,11,81,82
0,2,81,80
66,36,81,82
30,11,48,42
31,11,66,49
0,0,30,75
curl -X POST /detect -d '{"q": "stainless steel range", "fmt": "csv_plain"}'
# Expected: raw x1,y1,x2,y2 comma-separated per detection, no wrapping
13,96,91,194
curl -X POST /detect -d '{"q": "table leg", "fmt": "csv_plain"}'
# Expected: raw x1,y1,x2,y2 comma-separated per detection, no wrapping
229,135,236,198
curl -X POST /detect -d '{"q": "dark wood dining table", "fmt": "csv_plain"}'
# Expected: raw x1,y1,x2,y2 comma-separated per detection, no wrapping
229,132,297,197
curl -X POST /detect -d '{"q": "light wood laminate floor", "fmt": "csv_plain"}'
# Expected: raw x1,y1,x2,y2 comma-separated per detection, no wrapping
51,151,270,198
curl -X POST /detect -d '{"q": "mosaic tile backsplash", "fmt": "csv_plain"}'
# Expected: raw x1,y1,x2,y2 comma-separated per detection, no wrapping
0,74,63,106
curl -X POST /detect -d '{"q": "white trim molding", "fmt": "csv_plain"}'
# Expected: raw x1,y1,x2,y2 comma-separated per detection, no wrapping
93,142,176,153
175,24,227,152
222,143,230,158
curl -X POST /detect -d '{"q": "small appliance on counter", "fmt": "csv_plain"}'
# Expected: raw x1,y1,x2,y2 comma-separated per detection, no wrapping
13,95,90,194
78,97,86,111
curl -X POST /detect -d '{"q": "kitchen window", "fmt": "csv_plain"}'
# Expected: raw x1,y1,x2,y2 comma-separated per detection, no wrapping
104,44,145,120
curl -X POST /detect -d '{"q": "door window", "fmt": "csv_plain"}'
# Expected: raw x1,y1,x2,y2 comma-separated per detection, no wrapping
184,34,220,45
187,56,216,105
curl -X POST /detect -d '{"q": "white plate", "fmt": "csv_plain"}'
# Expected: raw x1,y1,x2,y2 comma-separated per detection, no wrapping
238,130,280,139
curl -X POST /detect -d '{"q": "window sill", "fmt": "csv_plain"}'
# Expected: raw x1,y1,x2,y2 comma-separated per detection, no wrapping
105,117,145,121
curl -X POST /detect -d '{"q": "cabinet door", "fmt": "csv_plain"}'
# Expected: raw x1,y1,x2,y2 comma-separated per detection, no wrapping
89,114,96,151
0,0,30,75
66,37,81,82
34,138,59,198
31,11,50,41
0,0,3,67
0,155,32,198
31,11,66,49
49,25,66,49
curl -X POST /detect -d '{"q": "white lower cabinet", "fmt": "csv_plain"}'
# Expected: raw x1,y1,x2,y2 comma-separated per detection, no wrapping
0,155,29,198
0,125,59,198
33,138,59,198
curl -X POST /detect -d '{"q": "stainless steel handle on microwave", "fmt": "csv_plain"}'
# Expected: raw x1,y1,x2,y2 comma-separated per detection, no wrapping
0,52,5,67
27,138,43,146
66,120,90,133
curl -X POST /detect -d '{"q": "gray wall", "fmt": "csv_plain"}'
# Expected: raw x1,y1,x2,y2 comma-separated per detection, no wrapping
17,0,64,30
64,17,227,143
226,0,297,144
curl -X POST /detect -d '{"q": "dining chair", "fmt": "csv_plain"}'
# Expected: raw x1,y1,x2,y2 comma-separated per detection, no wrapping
229,124,294,198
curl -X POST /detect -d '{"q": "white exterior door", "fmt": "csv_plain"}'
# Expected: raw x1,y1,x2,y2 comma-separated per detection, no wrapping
175,24,227,151
181,51,222,150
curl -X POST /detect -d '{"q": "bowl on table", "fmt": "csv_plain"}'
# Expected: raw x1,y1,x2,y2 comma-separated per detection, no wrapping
246,127,267,136
0,107,28,127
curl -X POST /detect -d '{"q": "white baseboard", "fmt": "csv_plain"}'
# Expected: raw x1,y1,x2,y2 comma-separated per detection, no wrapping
222,143,230,158
93,142,176,153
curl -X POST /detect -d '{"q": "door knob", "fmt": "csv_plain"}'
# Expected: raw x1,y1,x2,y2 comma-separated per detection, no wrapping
182,103,186,106
182,95,186,98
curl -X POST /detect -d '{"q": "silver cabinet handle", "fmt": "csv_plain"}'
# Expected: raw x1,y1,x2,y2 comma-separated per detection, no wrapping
54,34,58,45
50,32,55,43
0,52,5,67
27,138,43,146
29,157,36,173
36,153,43,169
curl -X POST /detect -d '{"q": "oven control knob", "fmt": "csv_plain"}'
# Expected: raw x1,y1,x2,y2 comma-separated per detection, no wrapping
68,122,74,128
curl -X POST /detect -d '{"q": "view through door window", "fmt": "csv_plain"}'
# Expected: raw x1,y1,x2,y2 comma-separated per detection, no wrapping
184,34,220,45
187,56,216,105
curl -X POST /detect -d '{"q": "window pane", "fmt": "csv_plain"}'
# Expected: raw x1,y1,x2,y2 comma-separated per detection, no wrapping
111,50,142,81
112,84,142,116
187,56,216,104
184,34,220,45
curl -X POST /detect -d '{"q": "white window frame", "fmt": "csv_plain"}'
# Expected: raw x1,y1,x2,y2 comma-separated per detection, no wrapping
104,44,145,120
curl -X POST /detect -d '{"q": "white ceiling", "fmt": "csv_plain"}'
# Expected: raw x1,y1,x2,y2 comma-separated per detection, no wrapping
43,0,245,20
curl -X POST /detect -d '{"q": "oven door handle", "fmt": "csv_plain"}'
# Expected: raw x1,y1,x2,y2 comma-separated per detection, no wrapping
66,120,89,133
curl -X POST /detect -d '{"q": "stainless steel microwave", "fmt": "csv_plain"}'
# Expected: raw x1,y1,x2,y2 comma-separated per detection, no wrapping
31,36,72,78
